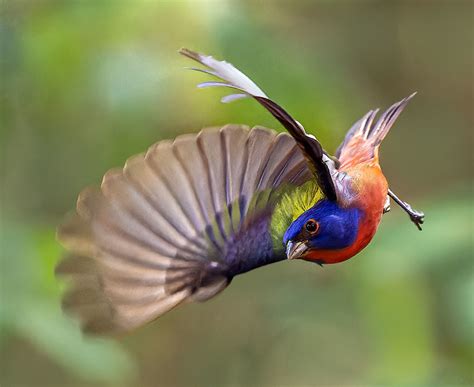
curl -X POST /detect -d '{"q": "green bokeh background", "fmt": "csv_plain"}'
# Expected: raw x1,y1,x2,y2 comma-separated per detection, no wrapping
1,1,472,386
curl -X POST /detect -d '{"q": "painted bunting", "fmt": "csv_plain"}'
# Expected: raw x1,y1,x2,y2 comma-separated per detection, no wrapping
56,49,424,334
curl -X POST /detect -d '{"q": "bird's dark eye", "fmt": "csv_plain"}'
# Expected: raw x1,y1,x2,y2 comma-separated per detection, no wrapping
305,219,319,234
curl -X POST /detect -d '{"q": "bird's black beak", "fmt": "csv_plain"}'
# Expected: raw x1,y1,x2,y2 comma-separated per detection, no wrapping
286,240,309,260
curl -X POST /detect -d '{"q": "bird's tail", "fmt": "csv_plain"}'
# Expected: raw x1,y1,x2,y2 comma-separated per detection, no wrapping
335,93,416,168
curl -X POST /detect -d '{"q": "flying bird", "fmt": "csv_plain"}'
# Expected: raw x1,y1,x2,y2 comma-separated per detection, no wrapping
56,48,424,335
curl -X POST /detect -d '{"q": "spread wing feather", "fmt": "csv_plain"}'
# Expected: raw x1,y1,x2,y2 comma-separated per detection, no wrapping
57,125,311,335
179,48,338,201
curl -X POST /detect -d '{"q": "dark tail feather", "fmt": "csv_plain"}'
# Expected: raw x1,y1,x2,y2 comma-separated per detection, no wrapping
369,92,417,146
336,93,416,166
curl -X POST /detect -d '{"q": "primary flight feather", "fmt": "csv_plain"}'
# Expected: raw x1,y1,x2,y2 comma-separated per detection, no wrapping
56,49,424,335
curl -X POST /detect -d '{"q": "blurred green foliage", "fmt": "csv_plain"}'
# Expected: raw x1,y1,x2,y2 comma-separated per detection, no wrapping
1,1,472,386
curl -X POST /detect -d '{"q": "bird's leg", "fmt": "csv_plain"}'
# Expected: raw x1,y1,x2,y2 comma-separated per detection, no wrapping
383,195,391,214
387,188,424,230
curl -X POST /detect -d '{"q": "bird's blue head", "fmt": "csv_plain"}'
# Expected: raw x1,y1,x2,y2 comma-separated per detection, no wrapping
283,199,362,263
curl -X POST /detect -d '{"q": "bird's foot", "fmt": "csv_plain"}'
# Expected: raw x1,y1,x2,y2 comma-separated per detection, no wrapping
388,188,425,231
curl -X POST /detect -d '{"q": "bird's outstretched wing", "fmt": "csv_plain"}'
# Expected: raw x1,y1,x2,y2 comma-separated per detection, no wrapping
179,48,337,201
56,125,312,335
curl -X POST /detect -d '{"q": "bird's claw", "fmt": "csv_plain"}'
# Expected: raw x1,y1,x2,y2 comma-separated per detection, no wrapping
387,188,425,231
405,203,424,231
